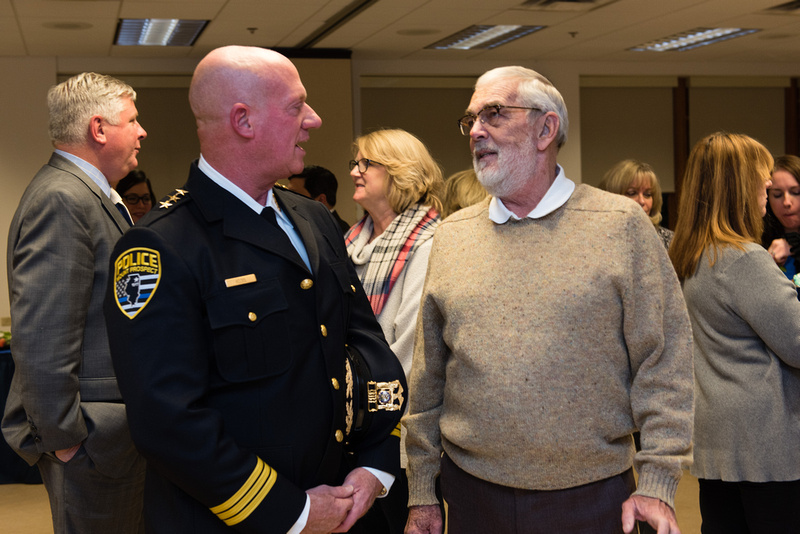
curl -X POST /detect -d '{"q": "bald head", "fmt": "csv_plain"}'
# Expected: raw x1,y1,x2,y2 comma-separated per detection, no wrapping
187,46,322,201
189,46,297,127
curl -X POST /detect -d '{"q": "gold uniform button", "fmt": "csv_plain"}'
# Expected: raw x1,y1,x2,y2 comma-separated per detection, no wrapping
331,378,340,390
335,430,344,442
247,312,257,322
301,279,313,290
320,324,328,337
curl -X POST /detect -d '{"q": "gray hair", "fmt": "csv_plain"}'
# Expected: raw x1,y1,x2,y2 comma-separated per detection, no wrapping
475,66,569,148
47,72,137,146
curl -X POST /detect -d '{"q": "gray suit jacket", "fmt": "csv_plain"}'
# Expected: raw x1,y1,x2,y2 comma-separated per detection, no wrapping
3,153,139,477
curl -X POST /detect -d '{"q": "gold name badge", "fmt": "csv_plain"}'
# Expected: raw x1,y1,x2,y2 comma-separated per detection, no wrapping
225,274,257,288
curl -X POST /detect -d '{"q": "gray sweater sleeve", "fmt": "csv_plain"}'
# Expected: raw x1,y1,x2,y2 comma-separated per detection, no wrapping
725,246,800,366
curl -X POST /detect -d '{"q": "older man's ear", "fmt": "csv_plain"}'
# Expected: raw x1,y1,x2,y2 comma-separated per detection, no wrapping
535,112,559,151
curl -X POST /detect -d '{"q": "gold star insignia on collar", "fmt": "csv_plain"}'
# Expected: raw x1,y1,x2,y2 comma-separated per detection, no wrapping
158,188,189,209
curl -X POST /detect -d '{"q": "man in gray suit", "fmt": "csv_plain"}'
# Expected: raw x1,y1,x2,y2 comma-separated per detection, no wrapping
3,72,147,533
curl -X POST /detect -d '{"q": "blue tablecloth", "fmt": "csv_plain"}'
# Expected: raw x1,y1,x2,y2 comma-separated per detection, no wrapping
0,349,42,484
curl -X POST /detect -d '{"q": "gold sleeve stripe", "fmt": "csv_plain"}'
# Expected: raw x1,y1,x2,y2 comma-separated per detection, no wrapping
391,422,401,438
210,457,277,526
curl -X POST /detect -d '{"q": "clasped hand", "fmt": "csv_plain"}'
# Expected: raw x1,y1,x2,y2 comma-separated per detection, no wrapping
302,468,384,533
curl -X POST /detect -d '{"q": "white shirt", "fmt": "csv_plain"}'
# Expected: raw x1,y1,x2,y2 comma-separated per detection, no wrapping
488,164,575,224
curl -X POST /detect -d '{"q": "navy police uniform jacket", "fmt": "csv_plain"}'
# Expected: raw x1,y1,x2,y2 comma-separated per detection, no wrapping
104,162,402,533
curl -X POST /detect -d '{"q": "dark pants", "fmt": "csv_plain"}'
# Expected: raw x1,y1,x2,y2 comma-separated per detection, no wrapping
37,445,145,534
440,454,637,534
698,477,800,534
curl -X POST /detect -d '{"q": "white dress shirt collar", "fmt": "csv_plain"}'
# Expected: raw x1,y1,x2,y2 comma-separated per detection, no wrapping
55,149,113,198
488,164,575,224
198,155,310,270
198,155,267,213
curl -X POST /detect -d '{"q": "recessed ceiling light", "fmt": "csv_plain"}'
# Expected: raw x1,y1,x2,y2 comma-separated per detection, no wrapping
426,25,546,50
115,19,208,47
630,27,760,52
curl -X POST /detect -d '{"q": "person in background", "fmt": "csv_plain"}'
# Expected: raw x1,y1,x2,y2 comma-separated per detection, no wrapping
288,164,351,233
103,45,404,534
404,66,693,534
4,72,147,533
670,132,800,533
115,169,156,224
599,159,673,249
344,128,443,534
762,154,800,294
599,158,676,534
441,168,488,218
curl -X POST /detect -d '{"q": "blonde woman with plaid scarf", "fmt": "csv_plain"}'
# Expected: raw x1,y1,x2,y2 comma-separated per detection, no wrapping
345,128,443,534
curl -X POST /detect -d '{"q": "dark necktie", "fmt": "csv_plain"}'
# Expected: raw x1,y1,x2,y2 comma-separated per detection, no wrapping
116,202,133,226
262,206,298,246
261,206,280,228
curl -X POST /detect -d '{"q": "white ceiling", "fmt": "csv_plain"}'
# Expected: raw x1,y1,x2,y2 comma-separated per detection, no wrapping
3,0,800,66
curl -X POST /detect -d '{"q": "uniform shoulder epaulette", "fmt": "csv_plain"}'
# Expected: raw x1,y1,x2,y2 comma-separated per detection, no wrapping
156,188,190,211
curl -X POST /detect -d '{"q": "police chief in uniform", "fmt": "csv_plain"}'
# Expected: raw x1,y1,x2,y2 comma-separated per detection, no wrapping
104,46,404,534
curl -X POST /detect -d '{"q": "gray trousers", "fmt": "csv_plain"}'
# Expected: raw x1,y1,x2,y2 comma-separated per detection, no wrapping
37,445,145,534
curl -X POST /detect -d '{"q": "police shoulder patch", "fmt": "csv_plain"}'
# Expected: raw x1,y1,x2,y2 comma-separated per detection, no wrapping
113,247,161,319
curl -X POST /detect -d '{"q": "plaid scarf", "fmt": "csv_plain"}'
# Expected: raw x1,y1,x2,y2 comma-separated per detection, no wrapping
345,203,440,316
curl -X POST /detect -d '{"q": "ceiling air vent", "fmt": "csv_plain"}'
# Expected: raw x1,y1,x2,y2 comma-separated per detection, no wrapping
522,0,594,6
766,1,800,13
518,0,617,12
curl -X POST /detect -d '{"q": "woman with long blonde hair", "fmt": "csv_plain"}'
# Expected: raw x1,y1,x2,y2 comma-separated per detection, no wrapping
670,132,800,533
345,128,443,533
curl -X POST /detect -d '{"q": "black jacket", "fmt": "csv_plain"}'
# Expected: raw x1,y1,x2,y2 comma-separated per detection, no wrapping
105,162,401,533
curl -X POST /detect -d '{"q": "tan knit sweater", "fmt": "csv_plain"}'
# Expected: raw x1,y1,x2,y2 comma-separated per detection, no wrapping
404,185,694,509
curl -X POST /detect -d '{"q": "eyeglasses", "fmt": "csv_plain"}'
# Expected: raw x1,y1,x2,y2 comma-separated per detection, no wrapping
122,194,153,205
349,158,383,173
457,105,541,136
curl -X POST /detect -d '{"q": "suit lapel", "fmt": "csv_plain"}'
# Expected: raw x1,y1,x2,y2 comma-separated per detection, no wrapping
48,153,130,233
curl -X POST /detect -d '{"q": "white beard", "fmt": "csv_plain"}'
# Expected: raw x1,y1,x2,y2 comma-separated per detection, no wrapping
473,137,537,200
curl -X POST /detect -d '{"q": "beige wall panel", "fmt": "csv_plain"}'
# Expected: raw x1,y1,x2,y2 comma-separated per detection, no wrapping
294,58,357,224
688,87,785,157
580,86,675,191
133,88,200,198
0,59,57,323
360,87,475,182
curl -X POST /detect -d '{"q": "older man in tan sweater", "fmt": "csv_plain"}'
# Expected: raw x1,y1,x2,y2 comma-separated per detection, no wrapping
403,67,693,534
